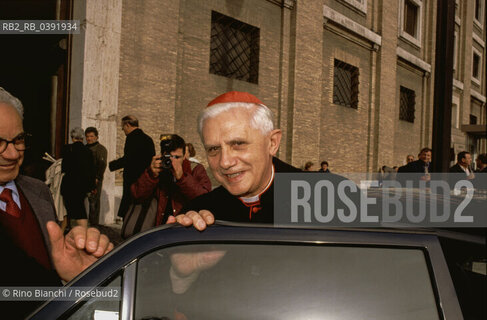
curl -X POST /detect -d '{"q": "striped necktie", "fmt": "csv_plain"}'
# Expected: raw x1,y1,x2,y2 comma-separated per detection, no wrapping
0,188,21,218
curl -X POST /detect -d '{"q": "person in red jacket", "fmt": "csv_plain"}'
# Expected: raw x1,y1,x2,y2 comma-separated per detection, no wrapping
131,134,211,225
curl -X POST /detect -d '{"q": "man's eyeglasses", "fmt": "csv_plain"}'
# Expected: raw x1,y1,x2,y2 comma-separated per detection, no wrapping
0,133,32,154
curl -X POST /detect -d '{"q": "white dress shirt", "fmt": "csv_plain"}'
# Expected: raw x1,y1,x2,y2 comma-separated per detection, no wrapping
0,180,22,212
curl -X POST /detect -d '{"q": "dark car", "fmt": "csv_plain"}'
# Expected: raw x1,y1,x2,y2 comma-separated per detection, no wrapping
28,223,485,320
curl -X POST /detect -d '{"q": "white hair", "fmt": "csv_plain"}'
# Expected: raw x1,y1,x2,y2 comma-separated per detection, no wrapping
197,102,275,140
0,87,24,119
70,127,85,140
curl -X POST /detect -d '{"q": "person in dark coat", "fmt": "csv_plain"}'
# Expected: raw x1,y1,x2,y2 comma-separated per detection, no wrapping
449,151,474,176
475,153,487,173
171,91,356,228
109,115,155,219
396,147,432,187
449,151,475,188
318,160,330,172
163,92,357,319
85,127,108,226
170,91,301,228
397,147,432,174
184,156,299,224
61,127,96,228
0,87,113,319
474,153,487,190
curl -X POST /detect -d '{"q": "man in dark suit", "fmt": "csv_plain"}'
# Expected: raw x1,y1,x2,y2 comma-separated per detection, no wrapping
449,151,475,176
475,153,487,173
396,148,432,187
1,88,60,269
474,153,487,190
109,115,155,219
398,147,432,175
449,151,475,189
0,87,113,318
318,161,330,172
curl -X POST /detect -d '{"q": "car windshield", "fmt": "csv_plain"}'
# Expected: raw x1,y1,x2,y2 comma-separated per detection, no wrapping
135,243,440,320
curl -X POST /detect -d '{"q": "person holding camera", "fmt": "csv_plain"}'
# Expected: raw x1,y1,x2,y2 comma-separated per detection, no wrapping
131,134,211,225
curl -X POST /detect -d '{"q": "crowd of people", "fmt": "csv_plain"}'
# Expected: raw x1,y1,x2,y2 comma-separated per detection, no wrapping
303,160,331,172
381,148,487,175
376,147,487,189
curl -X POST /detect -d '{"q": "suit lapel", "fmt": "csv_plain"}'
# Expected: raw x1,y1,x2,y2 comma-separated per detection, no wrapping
14,175,54,257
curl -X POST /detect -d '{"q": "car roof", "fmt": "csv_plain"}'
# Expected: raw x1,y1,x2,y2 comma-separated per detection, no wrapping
212,220,486,244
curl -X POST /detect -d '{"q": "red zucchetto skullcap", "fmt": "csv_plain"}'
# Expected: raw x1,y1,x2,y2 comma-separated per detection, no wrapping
206,91,264,108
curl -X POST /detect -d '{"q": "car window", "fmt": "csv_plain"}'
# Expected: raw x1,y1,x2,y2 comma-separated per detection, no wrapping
440,236,487,319
135,243,440,320
63,273,122,320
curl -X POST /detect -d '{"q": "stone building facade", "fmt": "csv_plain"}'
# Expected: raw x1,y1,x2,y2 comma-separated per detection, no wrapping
68,0,486,223
451,0,486,160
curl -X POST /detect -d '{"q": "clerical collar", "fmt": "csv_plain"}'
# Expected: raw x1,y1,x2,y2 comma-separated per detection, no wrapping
239,165,275,203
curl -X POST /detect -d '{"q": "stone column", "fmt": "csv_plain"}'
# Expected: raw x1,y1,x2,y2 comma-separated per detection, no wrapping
70,0,123,224
276,2,293,160
287,0,323,167
374,0,399,169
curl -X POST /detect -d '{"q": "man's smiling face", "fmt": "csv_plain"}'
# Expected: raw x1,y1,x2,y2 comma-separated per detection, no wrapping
0,103,24,185
202,107,280,198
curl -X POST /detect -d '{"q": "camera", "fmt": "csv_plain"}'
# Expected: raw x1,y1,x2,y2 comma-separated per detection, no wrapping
159,154,173,169
159,134,186,169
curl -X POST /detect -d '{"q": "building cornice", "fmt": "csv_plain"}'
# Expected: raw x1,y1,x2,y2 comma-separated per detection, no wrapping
266,0,295,9
323,5,381,47
455,15,461,26
472,32,485,48
396,47,431,74
471,89,486,103
453,79,464,91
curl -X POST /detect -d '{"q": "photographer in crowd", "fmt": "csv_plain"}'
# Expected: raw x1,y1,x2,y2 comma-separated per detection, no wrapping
131,134,211,225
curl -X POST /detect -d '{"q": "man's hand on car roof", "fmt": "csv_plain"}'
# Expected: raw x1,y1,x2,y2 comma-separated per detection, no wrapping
166,209,215,231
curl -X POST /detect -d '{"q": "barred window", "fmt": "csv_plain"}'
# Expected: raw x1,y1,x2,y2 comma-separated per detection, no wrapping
399,86,416,123
333,59,359,109
210,11,260,84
